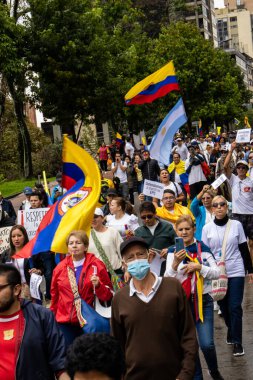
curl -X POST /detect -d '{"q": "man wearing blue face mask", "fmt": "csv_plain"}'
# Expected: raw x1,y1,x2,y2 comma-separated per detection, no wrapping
111,237,198,380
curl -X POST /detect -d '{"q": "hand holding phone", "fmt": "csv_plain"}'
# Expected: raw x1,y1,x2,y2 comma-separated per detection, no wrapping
175,237,184,252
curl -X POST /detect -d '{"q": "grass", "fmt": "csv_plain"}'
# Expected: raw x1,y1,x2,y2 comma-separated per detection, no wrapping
0,178,54,197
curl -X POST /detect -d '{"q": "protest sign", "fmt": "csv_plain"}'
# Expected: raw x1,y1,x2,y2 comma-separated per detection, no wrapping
211,174,227,190
30,273,43,300
0,227,12,255
143,180,164,200
18,208,49,240
236,129,251,143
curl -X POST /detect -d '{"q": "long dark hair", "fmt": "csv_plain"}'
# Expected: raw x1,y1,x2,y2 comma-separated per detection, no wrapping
9,225,29,256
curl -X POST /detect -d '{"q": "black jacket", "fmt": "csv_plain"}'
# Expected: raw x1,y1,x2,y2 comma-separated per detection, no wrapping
16,300,66,380
138,158,160,181
0,250,44,285
1,198,17,221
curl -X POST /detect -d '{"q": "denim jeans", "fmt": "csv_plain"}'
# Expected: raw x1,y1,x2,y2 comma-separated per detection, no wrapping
192,293,218,380
218,277,245,344
119,182,129,200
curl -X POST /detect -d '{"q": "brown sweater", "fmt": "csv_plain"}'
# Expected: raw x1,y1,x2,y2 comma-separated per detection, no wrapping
111,277,198,380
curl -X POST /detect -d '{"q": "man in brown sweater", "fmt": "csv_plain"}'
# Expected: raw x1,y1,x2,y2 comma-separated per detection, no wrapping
111,237,198,380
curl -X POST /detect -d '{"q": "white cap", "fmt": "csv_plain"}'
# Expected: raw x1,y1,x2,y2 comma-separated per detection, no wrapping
236,160,249,169
94,208,104,217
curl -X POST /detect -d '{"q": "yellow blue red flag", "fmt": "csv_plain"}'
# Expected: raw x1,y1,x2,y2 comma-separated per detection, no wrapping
125,61,179,105
14,135,101,258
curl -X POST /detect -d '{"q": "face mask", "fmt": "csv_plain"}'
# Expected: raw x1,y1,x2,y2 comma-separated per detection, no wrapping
127,259,150,280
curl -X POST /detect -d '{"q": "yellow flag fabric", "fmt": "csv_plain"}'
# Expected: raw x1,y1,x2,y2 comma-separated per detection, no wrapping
156,203,195,226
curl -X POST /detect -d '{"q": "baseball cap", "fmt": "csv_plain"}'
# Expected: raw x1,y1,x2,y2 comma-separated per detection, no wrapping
220,145,228,152
23,187,33,195
120,237,149,256
94,208,104,217
236,160,249,169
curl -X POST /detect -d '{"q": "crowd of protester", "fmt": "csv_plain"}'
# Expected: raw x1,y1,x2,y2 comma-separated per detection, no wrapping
1,130,253,379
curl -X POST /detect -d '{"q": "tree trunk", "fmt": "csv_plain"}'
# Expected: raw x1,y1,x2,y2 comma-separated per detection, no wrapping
8,81,33,178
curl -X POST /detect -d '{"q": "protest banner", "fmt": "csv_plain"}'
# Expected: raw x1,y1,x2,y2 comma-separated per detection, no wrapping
0,227,12,255
143,179,164,200
211,174,227,190
236,128,251,144
18,208,49,240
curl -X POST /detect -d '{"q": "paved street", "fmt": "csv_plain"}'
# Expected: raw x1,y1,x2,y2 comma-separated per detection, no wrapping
201,281,253,380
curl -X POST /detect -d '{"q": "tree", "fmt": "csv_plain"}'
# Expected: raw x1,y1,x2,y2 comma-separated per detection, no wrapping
0,1,33,177
149,22,251,128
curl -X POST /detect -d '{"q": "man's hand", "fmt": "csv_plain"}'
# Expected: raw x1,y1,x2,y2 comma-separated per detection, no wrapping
247,273,253,284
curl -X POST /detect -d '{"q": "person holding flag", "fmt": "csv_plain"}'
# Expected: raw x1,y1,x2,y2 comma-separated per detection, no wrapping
165,215,223,380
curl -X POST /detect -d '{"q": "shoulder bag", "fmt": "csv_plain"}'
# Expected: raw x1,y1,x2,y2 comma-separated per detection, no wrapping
211,219,231,302
67,266,110,334
91,229,125,292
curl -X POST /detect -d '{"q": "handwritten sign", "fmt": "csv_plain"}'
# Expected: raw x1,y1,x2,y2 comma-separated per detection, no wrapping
236,128,251,144
143,180,164,200
211,174,227,190
0,227,12,255
30,273,43,300
18,208,49,240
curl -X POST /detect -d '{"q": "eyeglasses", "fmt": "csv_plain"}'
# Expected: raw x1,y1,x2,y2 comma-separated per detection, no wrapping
212,202,226,208
140,214,154,220
162,197,175,201
124,251,148,263
237,166,247,170
0,283,13,291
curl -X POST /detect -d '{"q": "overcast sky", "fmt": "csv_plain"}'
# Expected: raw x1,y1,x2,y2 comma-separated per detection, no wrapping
214,0,225,7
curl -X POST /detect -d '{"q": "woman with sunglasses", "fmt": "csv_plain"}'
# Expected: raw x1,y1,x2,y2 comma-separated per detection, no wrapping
202,196,253,357
190,185,216,241
165,215,223,380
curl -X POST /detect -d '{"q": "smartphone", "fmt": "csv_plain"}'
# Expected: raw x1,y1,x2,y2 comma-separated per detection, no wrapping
175,237,184,252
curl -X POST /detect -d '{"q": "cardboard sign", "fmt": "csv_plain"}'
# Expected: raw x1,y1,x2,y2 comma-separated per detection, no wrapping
0,227,12,255
18,208,49,240
143,180,165,200
236,128,251,144
211,174,227,190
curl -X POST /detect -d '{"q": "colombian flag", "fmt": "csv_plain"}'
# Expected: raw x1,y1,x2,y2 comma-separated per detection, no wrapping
168,160,190,195
116,132,122,148
14,136,101,258
125,61,179,105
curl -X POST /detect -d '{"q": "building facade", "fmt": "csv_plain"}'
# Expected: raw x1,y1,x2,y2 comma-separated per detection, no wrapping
185,0,218,46
224,0,253,12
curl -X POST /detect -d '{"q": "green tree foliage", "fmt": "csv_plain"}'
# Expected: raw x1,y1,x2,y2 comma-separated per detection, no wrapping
0,1,33,177
150,22,251,128
0,101,61,179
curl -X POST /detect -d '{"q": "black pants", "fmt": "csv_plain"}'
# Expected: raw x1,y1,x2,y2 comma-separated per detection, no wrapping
100,160,107,171
189,181,207,200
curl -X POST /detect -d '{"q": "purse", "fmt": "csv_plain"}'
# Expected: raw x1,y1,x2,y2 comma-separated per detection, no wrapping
67,266,110,334
211,220,231,302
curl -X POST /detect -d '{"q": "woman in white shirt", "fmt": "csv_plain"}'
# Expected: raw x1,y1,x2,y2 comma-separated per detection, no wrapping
0,225,43,299
165,215,222,380
106,197,139,239
202,196,253,357
88,208,123,273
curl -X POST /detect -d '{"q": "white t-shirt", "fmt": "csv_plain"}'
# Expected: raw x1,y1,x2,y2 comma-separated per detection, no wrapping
172,144,188,161
14,258,26,284
88,227,123,270
164,182,182,197
185,158,206,185
228,173,253,214
106,213,139,239
125,142,135,158
202,219,246,277
248,167,253,181
111,161,127,183
146,221,159,235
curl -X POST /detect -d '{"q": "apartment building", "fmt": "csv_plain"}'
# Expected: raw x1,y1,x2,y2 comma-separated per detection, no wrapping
185,0,218,46
224,0,253,12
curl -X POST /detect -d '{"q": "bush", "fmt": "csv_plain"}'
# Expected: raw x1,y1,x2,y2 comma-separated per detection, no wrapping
32,142,62,177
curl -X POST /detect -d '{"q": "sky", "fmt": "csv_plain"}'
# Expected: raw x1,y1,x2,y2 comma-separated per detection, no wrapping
214,0,225,7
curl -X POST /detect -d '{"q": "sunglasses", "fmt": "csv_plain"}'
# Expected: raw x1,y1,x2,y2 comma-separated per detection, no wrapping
212,202,226,208
93,215,102,219
237,166,247,170
140,214,154,220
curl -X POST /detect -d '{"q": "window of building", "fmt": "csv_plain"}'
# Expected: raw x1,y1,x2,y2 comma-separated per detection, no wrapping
230,17,237,22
